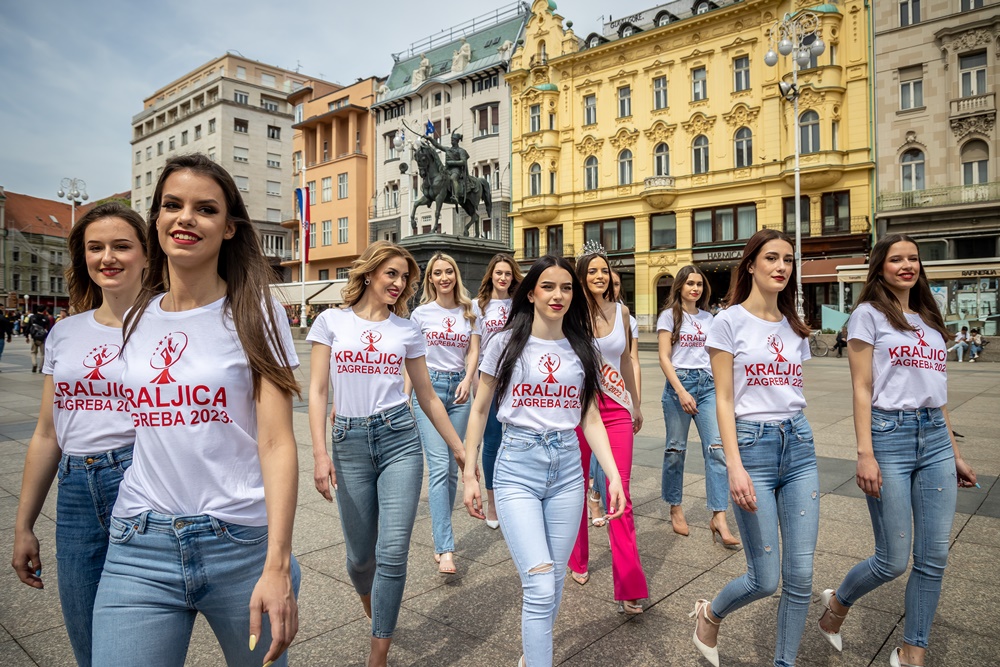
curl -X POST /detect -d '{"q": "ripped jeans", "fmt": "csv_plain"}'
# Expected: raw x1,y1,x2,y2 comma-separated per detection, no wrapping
710,411,819,667
494,425,584,667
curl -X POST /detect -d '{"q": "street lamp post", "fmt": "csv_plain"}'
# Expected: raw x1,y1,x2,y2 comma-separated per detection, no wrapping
764,11,825,321
56,178,89,226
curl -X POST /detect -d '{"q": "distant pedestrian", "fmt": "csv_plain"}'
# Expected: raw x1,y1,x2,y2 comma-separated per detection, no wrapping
0,312,12,369
28,310,50,373
833,326,848,358
968,328,984,362
947,326,969,362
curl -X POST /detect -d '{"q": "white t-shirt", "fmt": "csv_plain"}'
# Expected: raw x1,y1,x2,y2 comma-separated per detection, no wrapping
480,331,586,432
307,307,426,418
42,310,134,456
596,304,633,412
706,305,811,422
657,308,714,373
410,302,473,372
848,303,948,411
114,295,299,525
629,315,639,341
473,298,511,361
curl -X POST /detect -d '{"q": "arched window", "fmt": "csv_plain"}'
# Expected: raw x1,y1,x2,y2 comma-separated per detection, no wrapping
901,149,925,191
529,162,541,196
618,149,633,185
961,139,989,185
621,24,635,38
585,156,599,190
800,111,820,154
693,135,709,174
654,143,670,176
695,1,711,14
656,12,673,26
589,35,601,48
734,127,752,168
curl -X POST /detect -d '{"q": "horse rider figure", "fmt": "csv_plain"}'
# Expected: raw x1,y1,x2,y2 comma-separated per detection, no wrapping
426,131,470,205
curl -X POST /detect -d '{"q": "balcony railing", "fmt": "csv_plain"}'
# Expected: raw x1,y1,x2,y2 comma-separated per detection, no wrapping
950,92,995,118
761,215,871,237
878,182,1000,212
369,203,402,219
513,244,575,261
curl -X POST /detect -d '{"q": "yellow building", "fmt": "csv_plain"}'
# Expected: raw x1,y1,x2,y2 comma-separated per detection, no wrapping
508,0,875,329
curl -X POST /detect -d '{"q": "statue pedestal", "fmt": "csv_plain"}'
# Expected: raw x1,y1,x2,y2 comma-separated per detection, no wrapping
400,234,510,298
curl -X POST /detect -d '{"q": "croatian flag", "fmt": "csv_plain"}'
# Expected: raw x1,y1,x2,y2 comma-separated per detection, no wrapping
295,187,310,264
425,119,435,136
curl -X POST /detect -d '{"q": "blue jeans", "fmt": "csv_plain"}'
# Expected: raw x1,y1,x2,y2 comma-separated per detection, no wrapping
494,426,584,667
661,371,729,511
949,341,969,361
482,398,502,490
711,412,819,667
970,343,983,358
413,370,470,554
835,407,956,649
56,445,132,667
332,402,424,639
93,512,301,666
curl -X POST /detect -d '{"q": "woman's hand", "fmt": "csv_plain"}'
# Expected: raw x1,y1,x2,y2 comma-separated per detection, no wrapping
678,389,699,415
632,406,644,434
313,454,337,502
11,529,43,589
956,456,977,488
454,378,472,405
463,467,485,519
249,568,298,667
605,476,627,520
856,452,882,499
729,466,757,512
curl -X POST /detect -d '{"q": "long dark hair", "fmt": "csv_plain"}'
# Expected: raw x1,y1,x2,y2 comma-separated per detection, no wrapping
492,255,601,414
124,153,299,399
858,233,949,342
477,253,522,312
724,229,809,338
575,252,614,323
661,265,711,346
67,202,147,314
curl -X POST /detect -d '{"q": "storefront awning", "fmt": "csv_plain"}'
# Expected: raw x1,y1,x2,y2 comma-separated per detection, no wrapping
836,258,1000,283
801,256,867,284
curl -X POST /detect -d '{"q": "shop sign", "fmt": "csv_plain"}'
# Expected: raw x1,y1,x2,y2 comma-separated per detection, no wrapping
693,249,744,262
961,269,997,277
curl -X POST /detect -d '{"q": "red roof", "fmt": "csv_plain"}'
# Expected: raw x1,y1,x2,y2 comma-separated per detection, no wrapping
2,190,75,239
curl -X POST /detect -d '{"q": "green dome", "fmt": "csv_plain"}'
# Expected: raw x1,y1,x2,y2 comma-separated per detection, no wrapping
810,3,840,12
534,83,558,91
548,0,557,10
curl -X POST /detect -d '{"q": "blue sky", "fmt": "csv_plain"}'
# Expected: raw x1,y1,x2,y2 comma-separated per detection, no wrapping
0,0,619,201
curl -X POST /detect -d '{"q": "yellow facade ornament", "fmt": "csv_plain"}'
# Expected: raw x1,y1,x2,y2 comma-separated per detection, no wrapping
575,135,604,155
723,104,761,128
609,128,639,150
643,121,677,144
682,113,717,136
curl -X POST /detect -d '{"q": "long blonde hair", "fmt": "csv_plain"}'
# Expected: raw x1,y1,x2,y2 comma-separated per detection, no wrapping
341,241,421,317
420,253,476,324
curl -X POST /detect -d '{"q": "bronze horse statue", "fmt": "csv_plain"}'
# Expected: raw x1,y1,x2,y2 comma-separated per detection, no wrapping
410,139,492,237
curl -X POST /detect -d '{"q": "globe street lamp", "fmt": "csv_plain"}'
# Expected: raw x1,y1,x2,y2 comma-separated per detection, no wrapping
765,11,825,321
56,178,89,227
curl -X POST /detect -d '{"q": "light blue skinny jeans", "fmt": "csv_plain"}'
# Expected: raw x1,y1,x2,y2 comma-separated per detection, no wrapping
710,411,819,667
413,369,470,554
661,369,730,511
495,425,584,667
834,407,957,649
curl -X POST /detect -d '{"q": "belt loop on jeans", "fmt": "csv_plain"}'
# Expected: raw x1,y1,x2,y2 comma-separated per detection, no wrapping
60,454,71,475
136,511,150,534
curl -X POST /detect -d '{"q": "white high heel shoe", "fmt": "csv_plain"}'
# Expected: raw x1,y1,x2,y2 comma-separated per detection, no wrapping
817,589,844,652
889,647,919,667
689,599,720,667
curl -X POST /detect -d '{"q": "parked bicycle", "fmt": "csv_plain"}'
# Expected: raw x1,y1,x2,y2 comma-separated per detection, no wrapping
809,330,829,358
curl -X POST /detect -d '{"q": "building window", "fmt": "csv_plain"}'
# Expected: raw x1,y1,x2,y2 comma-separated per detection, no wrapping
266,209,282,223
524,228,540,258
294,103,304,123
547,225,563,255
733,56,750,92
309,223,316,248
11,247,19,262
135,151,141,165
960,52,987,97
145,171,152,185
695,1,711,13
618,149,633,185
307,180,316,204
783,196,811,237
618,86,632,117
321,177,332,202
338,173,348,199
901,149,925,191
157,141,163,155
266,180,281,196
235,176,249,192
337,267,350,280
384,181,400,209
550,171,556,194
135,175,141,189
318,269,329,281
585,156,599,190
693,135,709,174
621,25,635,38
322,220,332,246
899,0,920,26
962,0,984,9
654,143,670,176
195,125,202,140
169,136,176,151
267,152,280,168
584,94,597,125
208,118,216,134
31,275,38,292
261,98,279,112
234,90,249,104
656,12,673,26
962,140,989,185
181,131,188,146
899,67,923,109
692,67,707,101
234,118,248,133
233,146,248,163
529,104,541,132
30,252,37,264
822,191,851,233
831,121,839,150
653,76,668,110
693,204,757,244
12,274,20,290
146,146,152,160
476,104,500,136
267,125,280,140
236,66,246,79
734,127,753,168
338,217,349,243
529,163,542,196
584,218,635,252
650,213,677,249
800,111,820,154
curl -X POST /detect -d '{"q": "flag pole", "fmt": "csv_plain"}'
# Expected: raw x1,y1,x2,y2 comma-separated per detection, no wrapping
299,163,307,334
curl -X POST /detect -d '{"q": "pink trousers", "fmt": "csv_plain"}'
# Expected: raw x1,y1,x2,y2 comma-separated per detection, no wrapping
569,397,648,601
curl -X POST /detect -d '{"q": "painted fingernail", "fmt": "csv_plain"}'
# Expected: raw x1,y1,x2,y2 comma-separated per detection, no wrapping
34,569,42,578
264,661,274,667
975,483,982,489
333,484,338,491
249,634,257,651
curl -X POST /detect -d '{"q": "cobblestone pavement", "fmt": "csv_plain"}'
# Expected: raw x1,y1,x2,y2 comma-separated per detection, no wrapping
1,337,998,666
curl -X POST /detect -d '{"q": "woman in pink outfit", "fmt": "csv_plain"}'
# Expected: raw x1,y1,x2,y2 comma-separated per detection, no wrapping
567,244,648,614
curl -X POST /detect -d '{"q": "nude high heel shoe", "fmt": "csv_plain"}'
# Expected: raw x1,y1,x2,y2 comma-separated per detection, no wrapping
817,589,844,652
889,647,920,667
689,599,720,667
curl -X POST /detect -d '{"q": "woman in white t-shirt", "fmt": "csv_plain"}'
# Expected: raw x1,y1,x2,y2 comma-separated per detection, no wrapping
657,265,739,548
566,246,648,615
91,155,302,667
692,229,817,667
408,252,479,575
463,255,625,667
472,253,523,528
12,202,146,667
308,241,466,667
816,234,976,667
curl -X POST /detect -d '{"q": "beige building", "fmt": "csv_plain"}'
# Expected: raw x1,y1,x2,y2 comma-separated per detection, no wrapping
130,54,312,281
0,187,72,313
870,1,1000,329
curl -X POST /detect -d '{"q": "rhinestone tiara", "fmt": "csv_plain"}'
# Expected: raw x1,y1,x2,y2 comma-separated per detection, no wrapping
577,239,607,259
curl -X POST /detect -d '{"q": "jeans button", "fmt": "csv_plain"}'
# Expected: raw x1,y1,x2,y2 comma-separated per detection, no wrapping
85,457,95,465
174,520,185,529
